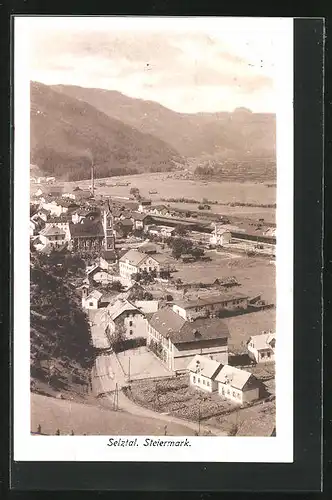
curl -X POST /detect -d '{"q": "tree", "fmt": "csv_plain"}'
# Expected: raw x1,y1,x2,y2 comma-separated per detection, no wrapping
130,187,141,200
174,226,188,237
190,247,205,259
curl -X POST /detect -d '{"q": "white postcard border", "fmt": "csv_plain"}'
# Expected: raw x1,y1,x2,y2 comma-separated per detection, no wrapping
13,16,294,462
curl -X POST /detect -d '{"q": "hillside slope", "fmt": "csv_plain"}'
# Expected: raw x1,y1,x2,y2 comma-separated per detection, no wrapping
30,250,93,397
52,84,276,159
31,82,184,180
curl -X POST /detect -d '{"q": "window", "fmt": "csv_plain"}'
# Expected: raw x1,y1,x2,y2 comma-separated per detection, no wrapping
193,376,196,383
198,378,201,383
203,379,206,385
129,330,133,335
232,391,236,397
267,352,271,358
207,381,210,387
227,389,230,394
89,302,93,306
129,321,133,327
261,352,265,358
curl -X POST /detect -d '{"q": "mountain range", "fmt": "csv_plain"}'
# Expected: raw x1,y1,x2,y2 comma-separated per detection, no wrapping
31,81,276,180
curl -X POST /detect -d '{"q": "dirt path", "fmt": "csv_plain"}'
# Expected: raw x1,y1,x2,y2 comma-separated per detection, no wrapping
114,389,227,436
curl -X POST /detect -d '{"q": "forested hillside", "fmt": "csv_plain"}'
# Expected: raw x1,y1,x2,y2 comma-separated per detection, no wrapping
52,84,276,159
30,249,94,397
30,81,184,181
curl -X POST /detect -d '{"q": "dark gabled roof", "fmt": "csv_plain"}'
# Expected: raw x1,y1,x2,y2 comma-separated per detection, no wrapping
101,250,117,261
69,220,104,238
118,218,133,227
174,293,248,310
131,212,149,221
148,309,230,344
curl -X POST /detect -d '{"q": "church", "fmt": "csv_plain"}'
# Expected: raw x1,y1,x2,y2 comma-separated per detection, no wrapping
69,207,115,253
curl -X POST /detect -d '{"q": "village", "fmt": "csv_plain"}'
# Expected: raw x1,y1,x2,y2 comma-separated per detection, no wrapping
30,169,276,437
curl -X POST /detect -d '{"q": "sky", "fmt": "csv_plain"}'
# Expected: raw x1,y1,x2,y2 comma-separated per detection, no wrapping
27,17,291,114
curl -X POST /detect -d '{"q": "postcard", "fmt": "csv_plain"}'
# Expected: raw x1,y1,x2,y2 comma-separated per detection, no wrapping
13,15,293,462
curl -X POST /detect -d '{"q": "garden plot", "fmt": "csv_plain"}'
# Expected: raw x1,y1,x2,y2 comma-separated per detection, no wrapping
127,376,238,422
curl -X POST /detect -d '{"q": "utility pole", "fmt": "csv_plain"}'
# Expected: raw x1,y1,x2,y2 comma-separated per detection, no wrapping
198,404,201,436
128,357,131,383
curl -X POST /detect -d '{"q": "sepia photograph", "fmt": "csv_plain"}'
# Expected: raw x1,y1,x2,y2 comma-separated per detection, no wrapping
14,16,294,462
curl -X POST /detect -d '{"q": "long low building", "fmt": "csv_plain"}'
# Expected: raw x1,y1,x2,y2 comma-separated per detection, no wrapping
147,308,230,371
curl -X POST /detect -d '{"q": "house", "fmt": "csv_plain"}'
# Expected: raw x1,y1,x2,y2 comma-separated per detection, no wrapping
134,300,159,314
138,199,152,213
119,249,161,280
103,298,147,339
131,212,150,231
210,224,232,246
86,264,114,285
172,293,249,322
147,309,230,371
247,332,276,363
139,242,158,254
215,365,261,404
45,216,72,241
39,225,68,248
148,205,169,216
99,250,117,271
35,208,50,222
40,200,65,217
71,208,91,224
159,226,175,238
187,355,223,393
115,218,133,238
146,225,162,237
81,287,103,309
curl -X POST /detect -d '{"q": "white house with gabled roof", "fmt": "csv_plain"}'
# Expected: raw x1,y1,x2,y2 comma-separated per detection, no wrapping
119,249,161,280
187,355,223,393
247,332,276,363
215,365,261,404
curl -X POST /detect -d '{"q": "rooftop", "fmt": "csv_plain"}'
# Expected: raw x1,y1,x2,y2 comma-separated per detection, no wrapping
119,249,148,266
87,290,103,301
69,220,104,238
174,293,248,310
40,225,66,237
248,332,276,350
148,309,230,344
106,298,140,321
215,365,255,390
187,355,223,379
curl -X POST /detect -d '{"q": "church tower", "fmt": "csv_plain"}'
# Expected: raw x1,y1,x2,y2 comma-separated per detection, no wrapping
102,203,115,251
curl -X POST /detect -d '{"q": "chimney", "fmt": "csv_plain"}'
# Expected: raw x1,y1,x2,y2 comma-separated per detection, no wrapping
91,160,95,197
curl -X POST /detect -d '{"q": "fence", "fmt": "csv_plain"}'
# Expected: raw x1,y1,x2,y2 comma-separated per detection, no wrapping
32,425,80,436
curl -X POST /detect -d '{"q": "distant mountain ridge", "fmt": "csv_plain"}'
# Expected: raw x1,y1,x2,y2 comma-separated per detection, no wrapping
31,81,184,181
52,84,276,159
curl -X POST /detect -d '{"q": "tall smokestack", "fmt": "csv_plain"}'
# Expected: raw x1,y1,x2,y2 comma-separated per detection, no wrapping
91,160,94,197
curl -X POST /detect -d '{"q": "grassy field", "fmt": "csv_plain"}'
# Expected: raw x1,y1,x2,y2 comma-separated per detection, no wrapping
166,202,275,223
31,392,197,436
45,172,276,216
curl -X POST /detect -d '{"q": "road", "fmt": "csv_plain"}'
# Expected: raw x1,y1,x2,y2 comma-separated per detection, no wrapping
93,351,226,436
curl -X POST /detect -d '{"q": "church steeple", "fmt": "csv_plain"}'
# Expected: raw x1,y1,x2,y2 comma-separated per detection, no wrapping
102,201,115,251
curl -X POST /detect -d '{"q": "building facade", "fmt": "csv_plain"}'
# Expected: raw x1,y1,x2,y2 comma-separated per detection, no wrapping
172,294,248,322
147,309,229,372
247,332,276,363
119,250,161,280
215,365,261,404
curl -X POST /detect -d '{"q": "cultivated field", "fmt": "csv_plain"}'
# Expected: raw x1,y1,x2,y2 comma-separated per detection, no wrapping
43,172,276,222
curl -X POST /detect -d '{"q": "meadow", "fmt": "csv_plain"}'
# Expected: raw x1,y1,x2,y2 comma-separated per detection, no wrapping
55,172,276,222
